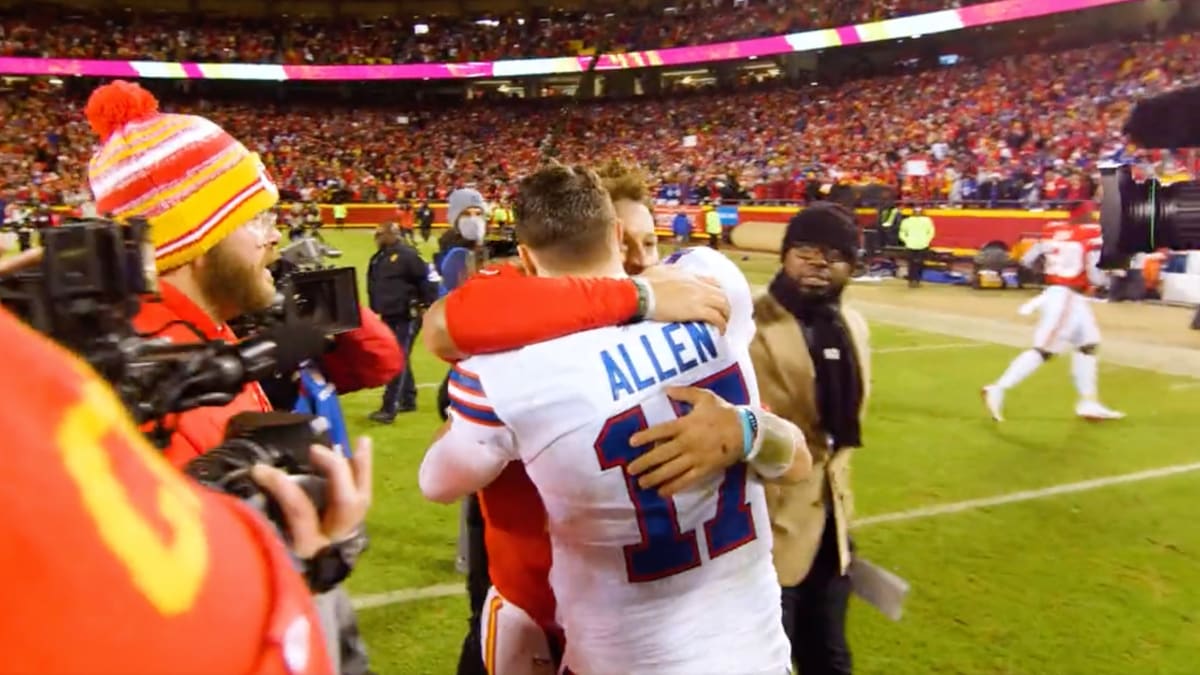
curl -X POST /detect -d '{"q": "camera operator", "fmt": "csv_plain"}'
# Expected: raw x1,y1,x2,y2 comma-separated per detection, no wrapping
85,81,382,466
82,81,386,673
0,299,373,674
367,222,436,423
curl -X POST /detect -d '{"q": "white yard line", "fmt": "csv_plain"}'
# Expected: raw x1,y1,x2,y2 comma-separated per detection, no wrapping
352,583,464,610
852,461,1200,528
350,460,1200,611
1169,381,1200,391
873,342,990,354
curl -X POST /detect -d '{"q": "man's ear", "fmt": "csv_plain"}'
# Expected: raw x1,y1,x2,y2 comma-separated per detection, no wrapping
517,244,538,277
615,218,630,256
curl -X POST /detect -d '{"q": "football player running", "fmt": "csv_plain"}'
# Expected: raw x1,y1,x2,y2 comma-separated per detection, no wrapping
982,220,1124,421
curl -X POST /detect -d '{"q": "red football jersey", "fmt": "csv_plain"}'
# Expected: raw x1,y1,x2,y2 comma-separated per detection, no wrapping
1039,221,1102,291
0,308,332,675
477,464,557,631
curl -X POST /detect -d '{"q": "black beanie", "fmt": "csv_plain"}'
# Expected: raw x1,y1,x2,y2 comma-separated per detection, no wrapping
781,201,859,262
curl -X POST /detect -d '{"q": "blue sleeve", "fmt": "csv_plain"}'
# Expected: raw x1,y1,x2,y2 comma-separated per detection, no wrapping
440,248,470,293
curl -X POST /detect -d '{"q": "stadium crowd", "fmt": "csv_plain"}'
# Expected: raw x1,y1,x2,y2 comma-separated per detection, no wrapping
1,30,1197,216
0,0,975,65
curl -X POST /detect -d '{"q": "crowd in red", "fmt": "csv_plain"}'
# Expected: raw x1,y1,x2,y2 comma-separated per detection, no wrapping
1,30,1197,215
1,0,974,65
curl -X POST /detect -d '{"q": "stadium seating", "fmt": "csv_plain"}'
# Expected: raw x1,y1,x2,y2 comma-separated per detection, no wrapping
1,1,982,65
1,30,1197,212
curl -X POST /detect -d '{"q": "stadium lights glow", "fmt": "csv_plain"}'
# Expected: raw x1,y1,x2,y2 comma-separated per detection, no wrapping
475,19,499,27
414,23,429,35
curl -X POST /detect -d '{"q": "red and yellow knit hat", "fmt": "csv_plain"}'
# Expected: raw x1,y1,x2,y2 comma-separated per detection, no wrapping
85,81,279,272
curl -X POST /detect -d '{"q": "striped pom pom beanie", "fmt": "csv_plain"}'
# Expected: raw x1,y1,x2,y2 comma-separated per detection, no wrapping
85,80,279,272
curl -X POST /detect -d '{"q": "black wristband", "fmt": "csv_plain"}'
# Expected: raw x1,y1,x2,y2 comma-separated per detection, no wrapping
630,278,651,322
303,545,352,594
302,530,367,594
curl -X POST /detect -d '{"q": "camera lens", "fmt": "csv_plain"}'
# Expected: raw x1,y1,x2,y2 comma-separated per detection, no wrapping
1098,165,1200,268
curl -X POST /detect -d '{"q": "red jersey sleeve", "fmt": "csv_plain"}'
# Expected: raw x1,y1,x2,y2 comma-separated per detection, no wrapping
0,308,333,675
321,305,405,393
444,265,640,356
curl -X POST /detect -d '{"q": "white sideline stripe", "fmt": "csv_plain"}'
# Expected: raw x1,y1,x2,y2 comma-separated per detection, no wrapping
873,342,989,354
349,460,1200,611
852,461,1200,528
1169,381,1200,391
352,583,463,610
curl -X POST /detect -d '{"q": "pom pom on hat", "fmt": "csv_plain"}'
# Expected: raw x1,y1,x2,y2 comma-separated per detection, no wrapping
85,80,160,142
86,80,279,272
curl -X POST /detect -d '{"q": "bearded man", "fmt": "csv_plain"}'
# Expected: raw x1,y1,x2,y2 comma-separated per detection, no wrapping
84,81,397,675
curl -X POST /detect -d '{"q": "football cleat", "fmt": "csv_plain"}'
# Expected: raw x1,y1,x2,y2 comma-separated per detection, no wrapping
1076,401,1125,421
982,385,1005,422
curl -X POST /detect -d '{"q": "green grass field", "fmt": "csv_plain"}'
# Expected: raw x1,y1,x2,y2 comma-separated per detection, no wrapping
320,230,1200,675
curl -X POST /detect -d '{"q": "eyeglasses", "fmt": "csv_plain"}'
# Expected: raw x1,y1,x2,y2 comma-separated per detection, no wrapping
244,210,279,245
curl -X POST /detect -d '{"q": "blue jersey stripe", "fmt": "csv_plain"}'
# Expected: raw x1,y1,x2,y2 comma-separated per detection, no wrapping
449,367,485,395
448,394,502,426
664,249,693,265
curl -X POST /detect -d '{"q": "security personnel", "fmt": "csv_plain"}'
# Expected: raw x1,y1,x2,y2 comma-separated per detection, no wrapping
877,203,902,248
491,200,512,238
899,206,935,288
417,200,434,242
704,203,723,249
367,222,437,422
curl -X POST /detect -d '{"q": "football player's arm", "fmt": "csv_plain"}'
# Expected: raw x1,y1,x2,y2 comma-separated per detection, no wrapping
627,386,811,496
422,265,730,362
1020,240,1045,268
418,368,517,503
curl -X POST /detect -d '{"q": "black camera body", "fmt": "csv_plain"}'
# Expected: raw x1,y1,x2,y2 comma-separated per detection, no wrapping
0,217,334,526
185,411,332,534
0,217,155,384
1099,84,1200,268
236,235,362,337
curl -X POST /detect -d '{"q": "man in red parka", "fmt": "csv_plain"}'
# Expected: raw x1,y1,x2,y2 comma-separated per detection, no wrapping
83,80,399,674
83,80,401,466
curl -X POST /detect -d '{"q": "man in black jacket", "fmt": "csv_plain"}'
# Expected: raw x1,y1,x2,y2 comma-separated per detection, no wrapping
367,223,437,423
417,201,435,242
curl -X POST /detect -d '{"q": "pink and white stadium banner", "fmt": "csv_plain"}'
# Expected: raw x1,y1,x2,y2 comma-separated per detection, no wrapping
0,0,1137,82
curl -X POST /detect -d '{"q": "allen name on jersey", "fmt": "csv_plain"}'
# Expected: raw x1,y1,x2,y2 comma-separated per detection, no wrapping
602,321,721,402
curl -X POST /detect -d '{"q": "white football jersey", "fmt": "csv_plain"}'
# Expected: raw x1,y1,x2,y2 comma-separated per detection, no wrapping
450,247,790,675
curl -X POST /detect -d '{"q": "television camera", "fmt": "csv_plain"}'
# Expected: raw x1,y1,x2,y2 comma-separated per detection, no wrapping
0,216,344,530
1098,84,1200,269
